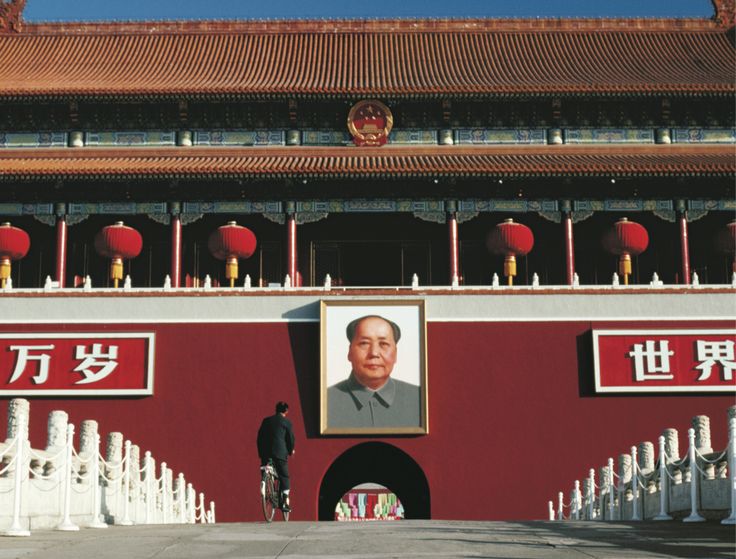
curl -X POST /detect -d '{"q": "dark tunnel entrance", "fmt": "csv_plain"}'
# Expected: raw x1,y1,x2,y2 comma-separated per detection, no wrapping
318,442,431,520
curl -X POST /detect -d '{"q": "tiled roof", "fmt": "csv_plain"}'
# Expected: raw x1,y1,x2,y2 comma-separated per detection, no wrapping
0,145,732,180
0,18,733,99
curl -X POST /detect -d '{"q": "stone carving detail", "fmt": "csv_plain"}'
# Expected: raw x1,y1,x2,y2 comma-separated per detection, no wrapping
106,432,123,480
692,415,713,453
618,453,632,484
638,441,655,473
662,428,679,460
6,397,29,441
46,410,68,452
599,465,611,492
692,414,715,479
79,420,99,457
130,444,141,491
0,0,25,33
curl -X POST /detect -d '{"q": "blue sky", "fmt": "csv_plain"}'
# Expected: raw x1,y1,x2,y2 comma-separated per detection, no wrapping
23,0,715,22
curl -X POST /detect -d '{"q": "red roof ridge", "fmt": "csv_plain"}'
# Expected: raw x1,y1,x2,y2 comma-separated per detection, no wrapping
12,16,730,37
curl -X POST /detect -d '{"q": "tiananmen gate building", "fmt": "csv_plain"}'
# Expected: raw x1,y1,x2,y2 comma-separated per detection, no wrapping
0,0,734,522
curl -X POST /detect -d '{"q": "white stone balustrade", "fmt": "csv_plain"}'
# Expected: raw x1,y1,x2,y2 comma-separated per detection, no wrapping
549,407,736,523
0,398,214,536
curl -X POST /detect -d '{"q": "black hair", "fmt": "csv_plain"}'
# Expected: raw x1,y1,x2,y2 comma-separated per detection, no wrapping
345,315,401,343
275,401,289,414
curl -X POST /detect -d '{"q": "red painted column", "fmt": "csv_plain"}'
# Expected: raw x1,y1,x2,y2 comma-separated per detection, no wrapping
677,201,690,285
448,211,459,284
54,205,67,288
286,206,298,286
563,205,575,285
170,209,182,288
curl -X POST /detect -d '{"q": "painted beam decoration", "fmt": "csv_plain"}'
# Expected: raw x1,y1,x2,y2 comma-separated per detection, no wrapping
593,329,736,393
0,333,154,396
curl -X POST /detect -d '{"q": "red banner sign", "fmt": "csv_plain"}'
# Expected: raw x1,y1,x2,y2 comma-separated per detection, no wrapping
593,329,736,393
0,333,154,396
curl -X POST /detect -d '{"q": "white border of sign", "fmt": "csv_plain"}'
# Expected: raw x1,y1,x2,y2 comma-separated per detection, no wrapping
592,328,736,393
0,332,155,396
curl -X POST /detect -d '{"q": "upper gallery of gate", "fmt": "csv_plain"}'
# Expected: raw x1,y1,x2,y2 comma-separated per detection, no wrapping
0,4,734,99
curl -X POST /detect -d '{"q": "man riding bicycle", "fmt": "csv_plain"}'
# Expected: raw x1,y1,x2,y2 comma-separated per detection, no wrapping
257,401,295,512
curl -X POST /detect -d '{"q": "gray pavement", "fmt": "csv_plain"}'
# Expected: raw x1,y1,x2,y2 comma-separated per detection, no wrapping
0,520,734,559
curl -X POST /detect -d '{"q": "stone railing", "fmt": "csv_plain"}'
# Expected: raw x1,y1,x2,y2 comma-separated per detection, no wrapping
3,270,735,292
0,398,214,536
549,407,735,524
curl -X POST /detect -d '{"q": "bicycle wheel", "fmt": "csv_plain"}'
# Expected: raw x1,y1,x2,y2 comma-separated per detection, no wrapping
262,473,276,522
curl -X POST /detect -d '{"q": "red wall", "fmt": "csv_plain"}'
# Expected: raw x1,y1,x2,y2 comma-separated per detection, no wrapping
2,320,732,521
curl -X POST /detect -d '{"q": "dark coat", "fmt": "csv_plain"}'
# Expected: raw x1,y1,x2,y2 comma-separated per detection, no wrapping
257,413,295,461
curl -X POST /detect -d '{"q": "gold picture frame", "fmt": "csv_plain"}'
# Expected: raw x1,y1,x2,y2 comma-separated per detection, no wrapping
320,299,428,435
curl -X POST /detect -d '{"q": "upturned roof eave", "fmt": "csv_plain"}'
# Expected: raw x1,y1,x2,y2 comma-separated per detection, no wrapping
0,144,733,181
0,85,734,103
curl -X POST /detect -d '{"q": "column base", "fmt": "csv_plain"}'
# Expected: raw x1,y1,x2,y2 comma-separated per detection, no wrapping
56,521,80,531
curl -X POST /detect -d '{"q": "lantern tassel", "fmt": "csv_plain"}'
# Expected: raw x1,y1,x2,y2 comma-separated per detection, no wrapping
0,257,10,287
226,256,238,288
110,257,123,288
619,253,632,285
504,255,516,286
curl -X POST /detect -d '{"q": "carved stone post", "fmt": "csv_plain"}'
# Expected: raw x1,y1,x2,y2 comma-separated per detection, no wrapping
599,465,610,520
3,399,29,478
692,415,713,453
619,453,633,509
78,420,98,481
43,410,69,475
693,415,714,479
106,432,123,482
582,478,592,519
639,441,655,472
639,441,656,492
130,444,141,507
46,410,68,452
663,428,682,484
6,398,29,443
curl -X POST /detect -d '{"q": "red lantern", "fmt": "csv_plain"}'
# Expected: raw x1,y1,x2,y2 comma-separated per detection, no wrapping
94,221,143,287
602,217,649,285
486,219,534,285
0,222,30,288
714,220,736,273
207,221,257,287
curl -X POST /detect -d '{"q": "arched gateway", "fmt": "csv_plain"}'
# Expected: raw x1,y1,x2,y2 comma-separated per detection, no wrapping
318,442,431,520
